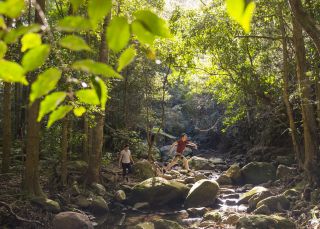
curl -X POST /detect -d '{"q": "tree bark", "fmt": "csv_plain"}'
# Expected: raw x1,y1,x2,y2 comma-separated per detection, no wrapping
292,15,319,184
82,116,89,162
23,0,46,197
279,7,302,167
61,116,69,186
85,15,110,184
289,0,320,55
2,83,12,173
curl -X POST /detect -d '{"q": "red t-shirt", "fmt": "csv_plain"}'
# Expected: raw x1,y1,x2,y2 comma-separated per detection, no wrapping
176,139,189,154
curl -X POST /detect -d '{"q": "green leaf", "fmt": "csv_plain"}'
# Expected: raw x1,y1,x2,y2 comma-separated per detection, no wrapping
241,1,255,33
22,44,50,72
30,68,62,103
72,59,122,79
0,16,6,29
88,0,112,26
4,24,41,44
107,16,130,53
47,105,73,128
38,92,67,122
134,10,171,38
57,16,92,32
117,47,136,72
131,20,156,45
0,60,28,85
0,0,25,18
73,106,86,117
21,33,42,52
0,41,7,59
75,89,100,105
70,0,85,12
59,35,91,51
226,0,255,33
91,76,108,110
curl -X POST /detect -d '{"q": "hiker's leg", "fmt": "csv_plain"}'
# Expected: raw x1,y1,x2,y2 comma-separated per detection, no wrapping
166,156,179,170
182,156,190,170
122,163,126,179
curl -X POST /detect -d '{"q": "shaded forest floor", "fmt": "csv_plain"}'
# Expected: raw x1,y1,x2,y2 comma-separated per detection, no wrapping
0,149,319,228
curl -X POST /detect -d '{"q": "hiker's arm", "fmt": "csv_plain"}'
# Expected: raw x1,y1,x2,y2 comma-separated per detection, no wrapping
130,155,134,164
188,141,198,149
119,153,123,167
170,141,178,150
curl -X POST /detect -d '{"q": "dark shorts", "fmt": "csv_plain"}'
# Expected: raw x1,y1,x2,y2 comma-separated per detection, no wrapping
122,163,132,176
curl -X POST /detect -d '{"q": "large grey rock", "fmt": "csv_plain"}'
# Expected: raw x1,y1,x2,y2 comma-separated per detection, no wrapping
236,214,296,229
248,190,273,210
114,190,126,202
74,195,91,208
128,177,188,207
153,219,184,229
253,204,271,215
91,183,106,196
216,174,232,185
241,162,276,185
184,179,219,208
189,156,215,170
256,195,290,212
133,160,156,179
276,165,296,181
52,212,93,229
238,186,268,205
32,197,61,213
225,164,242,184
90,196,108,213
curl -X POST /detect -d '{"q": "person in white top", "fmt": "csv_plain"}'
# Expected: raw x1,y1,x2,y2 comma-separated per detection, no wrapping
119,144,134,181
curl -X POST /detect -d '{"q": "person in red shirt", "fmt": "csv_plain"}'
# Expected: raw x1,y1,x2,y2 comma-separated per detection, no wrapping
165,133,198,171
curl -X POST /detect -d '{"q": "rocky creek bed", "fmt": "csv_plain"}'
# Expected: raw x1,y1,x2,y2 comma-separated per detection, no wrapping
1,152,319,228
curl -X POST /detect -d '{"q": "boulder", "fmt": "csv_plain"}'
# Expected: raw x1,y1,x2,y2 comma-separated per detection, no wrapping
189,156,215,170
256,195,290,212
186,207,208,217
91,183,106,196
32,197,61,213
236,214,296,229
133,160,156,179
203,210,222,222
209,157,224,164
238,186,268,205
276,165,296,181
225,164,242,184
52,212,93,229
90,196,108,213
282,189,300,199
128,177,188,207
135,222,155,229
74,195,91,208
153,219,184,229
253,204,271,215
216,174,232,185
223,213,240,225
248,190,273,210
114,190,126,202
184,177,196,184
241,162,276,185
184,179,219,208
194,174,207,181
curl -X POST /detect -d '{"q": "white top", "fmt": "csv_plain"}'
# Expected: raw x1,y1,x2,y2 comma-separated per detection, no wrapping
120,149,131,163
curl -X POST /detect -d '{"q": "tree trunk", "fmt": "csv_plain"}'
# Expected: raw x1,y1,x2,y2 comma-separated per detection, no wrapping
61,116,68,186
82,116,89,162
85,15,110,184
292,15,319,184
289,0,320,55
23,0,46,197
2,83,12,173
279,7,302,167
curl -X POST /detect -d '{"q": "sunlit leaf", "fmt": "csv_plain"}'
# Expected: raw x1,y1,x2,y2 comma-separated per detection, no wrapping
131,20,156,45
59,35,91,51
47,105,73,128
22,44,50,72
57,16,92,32
0,59,28,85
21,33,42,52
38,92,66,121
73,106,86,117
241,1,255,33
107,16,130,53
4,24,41,44
30,68,62,103
88,0,112,26
0,41,7,58
91,76,108,110
70,0,85,12
0,0,25,18
226,0,255,33
117,47,136,72
0,16,6,29
75,89,100,105
72,59,122,79
134,10,171,38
